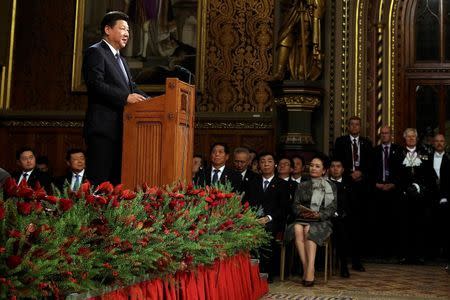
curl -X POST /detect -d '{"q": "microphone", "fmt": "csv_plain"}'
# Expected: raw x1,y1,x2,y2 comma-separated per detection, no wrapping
175,65,195,84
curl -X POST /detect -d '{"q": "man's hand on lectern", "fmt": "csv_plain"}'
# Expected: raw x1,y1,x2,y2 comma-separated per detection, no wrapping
127,93,146,103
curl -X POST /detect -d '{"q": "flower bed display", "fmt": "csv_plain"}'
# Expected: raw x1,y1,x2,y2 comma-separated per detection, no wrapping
0,179,269,299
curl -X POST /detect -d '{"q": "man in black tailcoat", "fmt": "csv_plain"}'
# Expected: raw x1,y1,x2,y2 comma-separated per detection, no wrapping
427,134,450,263
398,128,432,264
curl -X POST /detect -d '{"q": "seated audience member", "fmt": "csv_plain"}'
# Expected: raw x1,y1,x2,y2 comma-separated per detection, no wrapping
233,147,256,194
55,149,87,193
251,157,260,174
278,157,297,200
248,149,257,169
192,154,205,184
244,152,289,282
194,143,242,192
291,155,309,184
284,154,337,287
13,147,52,193
36,155,50,173
0,167,11,188
329,158,351,277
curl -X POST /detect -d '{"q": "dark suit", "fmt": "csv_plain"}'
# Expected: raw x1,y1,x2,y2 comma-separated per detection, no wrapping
398,146,432,262
427,152,450,259
329,178,351,270
83,40,147,185
334,135,373,266
54,171,88,193
240,169,257,195
13,169,52,194
244,175,289,277
194,166,242,192
371,143,402,256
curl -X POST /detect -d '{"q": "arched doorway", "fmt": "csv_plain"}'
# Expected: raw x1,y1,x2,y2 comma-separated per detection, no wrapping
398,0,450,142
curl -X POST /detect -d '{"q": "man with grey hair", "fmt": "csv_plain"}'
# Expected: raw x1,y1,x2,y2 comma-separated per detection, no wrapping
398,128,432,264
233,147,256,194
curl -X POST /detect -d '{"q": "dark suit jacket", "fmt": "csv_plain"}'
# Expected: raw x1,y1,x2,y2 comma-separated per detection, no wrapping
244,176,289,234
194,166,242,192
240,169,257,195
83,40,147,141
427,152,450,204
54,171,88,193
13,169,52,193
334,135,373,181
372,143,402,185
329,178,351,218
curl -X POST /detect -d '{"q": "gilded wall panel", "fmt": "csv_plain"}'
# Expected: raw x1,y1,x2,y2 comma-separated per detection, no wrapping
199,0,274,113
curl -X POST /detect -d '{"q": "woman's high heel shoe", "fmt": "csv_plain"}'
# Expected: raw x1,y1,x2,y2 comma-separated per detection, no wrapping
303,280,315,287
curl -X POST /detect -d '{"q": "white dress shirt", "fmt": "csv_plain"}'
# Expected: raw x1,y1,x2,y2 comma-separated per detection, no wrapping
433,152,444,179
210,165,226,182
291,176,302,184
71,169,85,190
18,170,33,184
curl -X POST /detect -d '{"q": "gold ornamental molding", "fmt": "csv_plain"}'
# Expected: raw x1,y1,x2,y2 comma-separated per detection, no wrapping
274,95,320,111
195,121,272,130
1,120,83,128
280,133,315,145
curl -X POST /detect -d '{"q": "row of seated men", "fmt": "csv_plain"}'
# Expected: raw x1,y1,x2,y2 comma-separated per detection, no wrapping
0,147,87,194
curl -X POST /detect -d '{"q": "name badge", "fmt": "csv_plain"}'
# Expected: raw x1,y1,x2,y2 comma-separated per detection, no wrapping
354,161,360,167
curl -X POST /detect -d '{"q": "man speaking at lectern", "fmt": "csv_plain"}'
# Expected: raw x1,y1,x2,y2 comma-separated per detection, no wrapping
83,11,148,185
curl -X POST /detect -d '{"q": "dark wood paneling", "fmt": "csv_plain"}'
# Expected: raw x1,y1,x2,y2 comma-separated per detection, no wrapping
194,128,275,163
0,126,84,178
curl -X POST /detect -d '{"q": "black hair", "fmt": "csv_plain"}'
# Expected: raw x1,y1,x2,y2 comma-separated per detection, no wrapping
310,152,331,169
100,11,129,36
257,151,277,163
291,155,305,166
193,154,203,160
277,156,294,168
16,147,35,160
210,142,230,154
36,156,49,165
65,148,86,161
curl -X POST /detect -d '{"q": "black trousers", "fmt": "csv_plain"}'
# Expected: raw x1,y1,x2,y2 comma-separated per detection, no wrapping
332,218,350,268
369,188,402,257
348,180,369,264
399,192,429,260
86,135,122,186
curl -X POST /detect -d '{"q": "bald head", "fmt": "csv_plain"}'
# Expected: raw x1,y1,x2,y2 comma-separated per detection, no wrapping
433,134,446,153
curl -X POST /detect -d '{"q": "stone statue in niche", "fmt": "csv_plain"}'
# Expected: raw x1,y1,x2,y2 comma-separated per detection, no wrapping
272,0,325,81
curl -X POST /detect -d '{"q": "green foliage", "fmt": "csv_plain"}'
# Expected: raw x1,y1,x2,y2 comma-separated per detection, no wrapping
0,181,269,298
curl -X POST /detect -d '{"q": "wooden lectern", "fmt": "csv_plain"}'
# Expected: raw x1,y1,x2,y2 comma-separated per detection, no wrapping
121,78,195,188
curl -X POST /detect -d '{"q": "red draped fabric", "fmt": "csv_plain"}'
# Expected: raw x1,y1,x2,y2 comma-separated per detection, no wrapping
88,253,268,300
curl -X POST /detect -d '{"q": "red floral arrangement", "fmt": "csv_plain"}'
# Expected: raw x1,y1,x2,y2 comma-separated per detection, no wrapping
0,178,268,298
